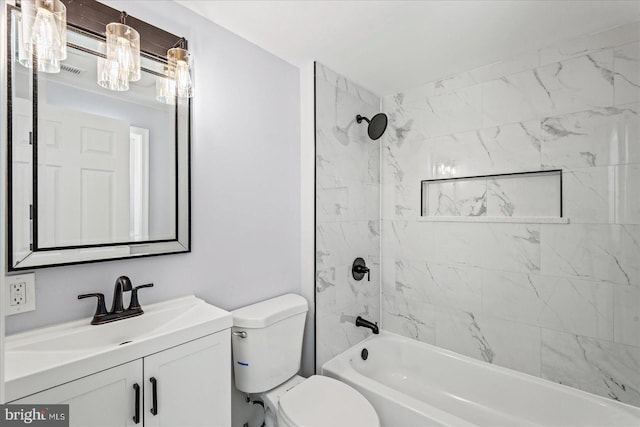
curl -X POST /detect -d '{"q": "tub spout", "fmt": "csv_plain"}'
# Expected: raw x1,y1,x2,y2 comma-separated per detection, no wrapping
356,316,379,334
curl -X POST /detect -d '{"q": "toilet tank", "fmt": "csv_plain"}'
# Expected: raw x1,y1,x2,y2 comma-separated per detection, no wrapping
231,294,308,394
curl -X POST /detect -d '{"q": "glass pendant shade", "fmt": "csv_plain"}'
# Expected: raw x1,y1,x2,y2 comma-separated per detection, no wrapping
19,0,67,73
168,47,193,98
156,66,176,105
97,22,140,91
97,56,129,91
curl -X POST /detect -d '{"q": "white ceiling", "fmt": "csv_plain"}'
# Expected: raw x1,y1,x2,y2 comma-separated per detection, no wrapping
178,0,640,96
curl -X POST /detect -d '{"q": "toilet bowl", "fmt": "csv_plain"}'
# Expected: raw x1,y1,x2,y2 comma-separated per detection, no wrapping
231,294,379,427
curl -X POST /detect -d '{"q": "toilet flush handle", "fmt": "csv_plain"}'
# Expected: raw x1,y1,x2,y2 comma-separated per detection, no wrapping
233,331,247,338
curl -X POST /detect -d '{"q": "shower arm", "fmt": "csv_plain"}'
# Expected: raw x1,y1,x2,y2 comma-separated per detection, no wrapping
356,114,370,124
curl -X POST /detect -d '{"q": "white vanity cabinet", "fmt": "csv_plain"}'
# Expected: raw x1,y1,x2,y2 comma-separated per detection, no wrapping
144,331,231,427
13,360,142,427
12,331,230,427
6,297,234,427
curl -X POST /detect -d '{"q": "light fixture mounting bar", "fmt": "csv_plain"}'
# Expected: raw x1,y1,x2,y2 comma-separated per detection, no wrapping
17,0,187,60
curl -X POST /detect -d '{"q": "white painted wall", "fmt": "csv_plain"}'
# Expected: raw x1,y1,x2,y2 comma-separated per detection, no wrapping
3,0,301,421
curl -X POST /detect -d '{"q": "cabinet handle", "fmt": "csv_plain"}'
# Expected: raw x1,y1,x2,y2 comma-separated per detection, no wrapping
150,377,158,415
132,383,140,424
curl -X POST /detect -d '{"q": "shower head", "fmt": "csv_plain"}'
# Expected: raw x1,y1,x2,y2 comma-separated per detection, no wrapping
356,113,388,140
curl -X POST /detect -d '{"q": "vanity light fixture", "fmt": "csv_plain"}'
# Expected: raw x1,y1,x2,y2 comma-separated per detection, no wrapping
97,11,140,91
19,0,67,73
167,38,193,99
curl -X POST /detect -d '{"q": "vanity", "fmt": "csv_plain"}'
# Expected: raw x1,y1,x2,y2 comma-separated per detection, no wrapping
5,296,232,426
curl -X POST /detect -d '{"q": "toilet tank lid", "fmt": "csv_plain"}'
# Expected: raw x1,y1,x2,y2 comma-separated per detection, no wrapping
232,294,308,328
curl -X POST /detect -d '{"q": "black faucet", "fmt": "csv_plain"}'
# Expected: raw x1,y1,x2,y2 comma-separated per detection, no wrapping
78,276,154,325
111,276,132,314
356,316,379,334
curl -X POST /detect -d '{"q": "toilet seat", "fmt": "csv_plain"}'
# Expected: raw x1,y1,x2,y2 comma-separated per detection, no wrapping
277,375,379,427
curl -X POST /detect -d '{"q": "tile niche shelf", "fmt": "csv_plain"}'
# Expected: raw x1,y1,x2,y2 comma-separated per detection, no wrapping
420,170,569,224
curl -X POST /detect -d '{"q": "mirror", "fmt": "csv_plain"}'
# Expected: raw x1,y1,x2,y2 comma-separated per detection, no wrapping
7,6,191,270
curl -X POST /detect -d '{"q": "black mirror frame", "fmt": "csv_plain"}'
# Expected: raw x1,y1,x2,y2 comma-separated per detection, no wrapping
6,1,192,271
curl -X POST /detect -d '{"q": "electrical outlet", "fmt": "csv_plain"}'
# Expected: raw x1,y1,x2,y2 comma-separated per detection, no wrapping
6,273,36,315
10,281,26,306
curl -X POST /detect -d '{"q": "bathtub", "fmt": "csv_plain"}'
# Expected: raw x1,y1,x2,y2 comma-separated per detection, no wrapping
322,331,640,427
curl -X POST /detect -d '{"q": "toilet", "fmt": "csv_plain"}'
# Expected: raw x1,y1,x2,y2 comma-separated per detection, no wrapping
231,293,380,427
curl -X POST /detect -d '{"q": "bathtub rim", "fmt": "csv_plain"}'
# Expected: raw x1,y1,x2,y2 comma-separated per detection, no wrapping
321,330,640,421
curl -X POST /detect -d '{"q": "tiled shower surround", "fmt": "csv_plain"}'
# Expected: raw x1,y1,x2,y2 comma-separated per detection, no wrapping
381,21,640,406
315,22,640,405
315,63,381,371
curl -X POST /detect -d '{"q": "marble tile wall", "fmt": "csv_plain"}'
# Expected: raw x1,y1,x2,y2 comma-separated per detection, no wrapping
381,21,640,406
315,63,381,371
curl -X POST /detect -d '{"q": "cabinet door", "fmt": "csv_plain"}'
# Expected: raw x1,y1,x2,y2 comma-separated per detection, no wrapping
144,331,231,427
13,360,143,427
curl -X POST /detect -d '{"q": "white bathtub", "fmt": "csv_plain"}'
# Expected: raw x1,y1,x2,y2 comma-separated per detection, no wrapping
322,331,640,427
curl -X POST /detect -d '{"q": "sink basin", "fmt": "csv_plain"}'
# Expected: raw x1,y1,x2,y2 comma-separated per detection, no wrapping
5,295,232,402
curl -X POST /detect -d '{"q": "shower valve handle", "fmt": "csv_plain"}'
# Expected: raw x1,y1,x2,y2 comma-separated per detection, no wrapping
354,265,370,281
352,258,370,281
356,266,371,282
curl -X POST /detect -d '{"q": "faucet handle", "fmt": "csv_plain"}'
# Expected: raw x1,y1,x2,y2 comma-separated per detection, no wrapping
128,283,154,311
78,293,108,319
352,258,370,282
